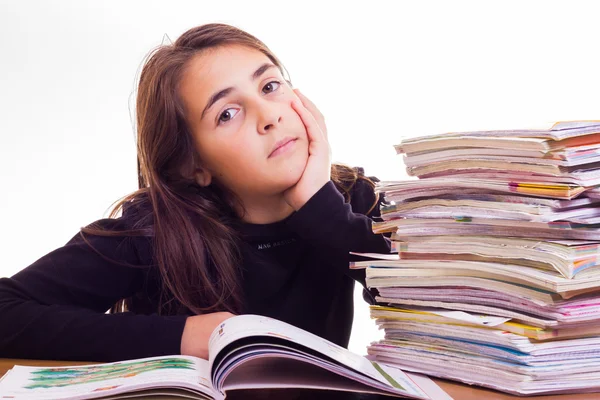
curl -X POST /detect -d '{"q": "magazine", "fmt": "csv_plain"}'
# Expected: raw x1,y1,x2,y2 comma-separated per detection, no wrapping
0,315,452,400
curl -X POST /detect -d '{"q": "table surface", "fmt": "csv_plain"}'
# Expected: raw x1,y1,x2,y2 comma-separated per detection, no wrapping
1,358,598,400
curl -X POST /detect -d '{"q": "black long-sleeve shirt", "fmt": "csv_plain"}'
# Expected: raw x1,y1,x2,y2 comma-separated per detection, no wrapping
0,179,390,362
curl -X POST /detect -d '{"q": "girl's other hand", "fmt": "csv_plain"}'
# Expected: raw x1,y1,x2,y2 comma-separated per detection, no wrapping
284,89,332,210
180,311,235,359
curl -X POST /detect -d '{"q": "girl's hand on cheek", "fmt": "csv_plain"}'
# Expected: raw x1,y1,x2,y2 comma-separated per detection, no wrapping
292,87,328,139
283,89,332,211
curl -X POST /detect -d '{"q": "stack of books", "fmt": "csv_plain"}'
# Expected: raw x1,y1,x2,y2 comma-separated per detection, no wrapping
355,121,600,395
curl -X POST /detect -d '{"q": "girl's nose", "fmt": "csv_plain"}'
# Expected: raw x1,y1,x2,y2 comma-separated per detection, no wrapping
258,110,282,135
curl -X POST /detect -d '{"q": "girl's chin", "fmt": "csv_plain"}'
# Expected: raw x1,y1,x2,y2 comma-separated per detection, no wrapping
270,164,306,192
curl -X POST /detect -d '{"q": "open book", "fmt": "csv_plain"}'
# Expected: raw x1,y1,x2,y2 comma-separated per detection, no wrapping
0,315,452,400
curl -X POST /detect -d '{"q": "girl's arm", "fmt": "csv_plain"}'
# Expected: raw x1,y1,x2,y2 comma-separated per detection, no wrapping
0,217,188,362
286,174,389,305
285,177,391,271
283,90,389,302
283,90,390,260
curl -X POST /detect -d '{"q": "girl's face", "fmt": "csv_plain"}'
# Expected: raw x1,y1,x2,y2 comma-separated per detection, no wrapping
179,45,309,199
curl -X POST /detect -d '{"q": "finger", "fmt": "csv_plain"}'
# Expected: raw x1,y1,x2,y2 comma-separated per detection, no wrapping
293,89,324,121
293,89,328,140
292,99,323,141
292,99,325,144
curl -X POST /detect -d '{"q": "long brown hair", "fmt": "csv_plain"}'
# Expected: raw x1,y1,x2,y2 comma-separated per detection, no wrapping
80,23,378,317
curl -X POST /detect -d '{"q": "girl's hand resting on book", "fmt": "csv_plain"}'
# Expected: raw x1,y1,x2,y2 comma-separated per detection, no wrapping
180,312,235,359
284,89,332,211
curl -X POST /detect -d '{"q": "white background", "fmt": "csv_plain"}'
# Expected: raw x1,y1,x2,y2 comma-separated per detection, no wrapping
1,0,599,354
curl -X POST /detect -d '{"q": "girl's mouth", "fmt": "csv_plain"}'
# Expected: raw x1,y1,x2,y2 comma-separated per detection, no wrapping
269,137,298,158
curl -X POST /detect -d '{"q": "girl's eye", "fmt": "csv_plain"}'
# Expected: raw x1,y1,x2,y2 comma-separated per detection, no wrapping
217,108,239,125
262,80,281,94
216,80,281,126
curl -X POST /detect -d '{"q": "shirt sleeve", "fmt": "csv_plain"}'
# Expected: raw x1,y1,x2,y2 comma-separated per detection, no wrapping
0,215,188,362
285,179,392,268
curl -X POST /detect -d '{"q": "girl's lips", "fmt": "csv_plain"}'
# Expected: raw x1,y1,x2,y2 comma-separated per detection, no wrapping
268,138,297,158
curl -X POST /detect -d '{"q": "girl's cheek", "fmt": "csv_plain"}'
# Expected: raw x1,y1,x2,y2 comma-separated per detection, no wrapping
284,93,300,109
281,82,298,101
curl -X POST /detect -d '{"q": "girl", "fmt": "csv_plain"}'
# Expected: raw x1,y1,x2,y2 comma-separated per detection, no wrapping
0,23,390,363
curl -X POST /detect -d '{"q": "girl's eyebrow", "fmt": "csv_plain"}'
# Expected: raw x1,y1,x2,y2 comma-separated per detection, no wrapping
201,63,277,121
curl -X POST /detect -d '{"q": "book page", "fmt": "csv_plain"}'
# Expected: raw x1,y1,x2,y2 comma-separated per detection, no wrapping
0,355,215,400
207,315,445,399
219,355,452,400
